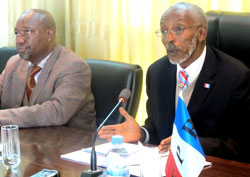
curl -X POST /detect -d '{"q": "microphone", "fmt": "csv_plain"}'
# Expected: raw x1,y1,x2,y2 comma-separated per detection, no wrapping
81,88,131,177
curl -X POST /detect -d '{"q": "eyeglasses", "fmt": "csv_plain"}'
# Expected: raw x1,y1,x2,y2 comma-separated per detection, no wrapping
155,25,202,37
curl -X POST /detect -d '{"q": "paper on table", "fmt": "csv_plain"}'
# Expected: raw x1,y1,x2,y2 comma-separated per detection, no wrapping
61,142,166,176
60,143,211,177
61,149,142,176
82,142,142,165
61,142,145,167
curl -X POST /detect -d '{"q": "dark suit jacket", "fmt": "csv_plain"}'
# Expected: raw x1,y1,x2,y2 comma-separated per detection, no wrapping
143,46,250,163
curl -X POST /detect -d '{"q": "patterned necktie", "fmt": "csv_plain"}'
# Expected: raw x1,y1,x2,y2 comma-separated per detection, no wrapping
26,66,41,101
178,70,189,90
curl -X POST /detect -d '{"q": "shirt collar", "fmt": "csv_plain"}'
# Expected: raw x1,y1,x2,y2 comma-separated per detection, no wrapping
28,52,52,68
177,46,206,84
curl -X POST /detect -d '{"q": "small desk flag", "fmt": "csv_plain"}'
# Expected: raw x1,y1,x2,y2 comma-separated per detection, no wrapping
165,92,206,177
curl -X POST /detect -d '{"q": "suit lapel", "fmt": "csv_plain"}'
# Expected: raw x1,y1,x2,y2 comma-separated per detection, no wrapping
165,63,177,118
157,57,177,137
165,63,177,133
29,45,62,105
188,47,216,117
12,62,29,106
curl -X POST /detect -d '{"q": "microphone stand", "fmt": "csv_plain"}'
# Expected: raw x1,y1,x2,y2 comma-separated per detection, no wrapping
81,99,123,177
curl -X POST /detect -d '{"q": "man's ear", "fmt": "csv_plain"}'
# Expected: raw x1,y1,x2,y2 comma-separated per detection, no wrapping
197,25,207,42
47,28,55,41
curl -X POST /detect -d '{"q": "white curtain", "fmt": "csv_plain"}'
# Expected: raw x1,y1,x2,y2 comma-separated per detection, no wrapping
1,0,250,125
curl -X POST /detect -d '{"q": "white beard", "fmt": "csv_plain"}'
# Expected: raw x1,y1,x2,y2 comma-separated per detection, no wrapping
168,33,198,65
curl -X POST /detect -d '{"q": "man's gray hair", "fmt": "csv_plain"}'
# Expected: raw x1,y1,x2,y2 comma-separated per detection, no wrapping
164,2,208,26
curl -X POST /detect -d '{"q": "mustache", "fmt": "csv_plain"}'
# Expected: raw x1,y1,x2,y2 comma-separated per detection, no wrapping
16,45,30,49
166,43,181,52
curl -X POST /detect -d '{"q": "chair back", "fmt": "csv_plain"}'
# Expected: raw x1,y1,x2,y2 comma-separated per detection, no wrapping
206,11,250,68
86,59,142,127
0,47,18,73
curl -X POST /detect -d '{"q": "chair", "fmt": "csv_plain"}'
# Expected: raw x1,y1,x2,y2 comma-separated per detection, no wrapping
0,47,143,127
206,11,250,68
86,59,142,127
0,47,18,73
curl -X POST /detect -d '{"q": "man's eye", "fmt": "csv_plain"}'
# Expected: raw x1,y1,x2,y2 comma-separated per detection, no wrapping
161,30,168,35
25,30,32,35
14,32,19,36
174,26,184,33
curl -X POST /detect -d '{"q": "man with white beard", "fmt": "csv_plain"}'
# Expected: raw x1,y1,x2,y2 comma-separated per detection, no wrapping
98,2,250,163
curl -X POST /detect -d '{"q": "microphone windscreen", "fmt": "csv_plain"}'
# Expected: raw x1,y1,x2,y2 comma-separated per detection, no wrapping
118,88,131,103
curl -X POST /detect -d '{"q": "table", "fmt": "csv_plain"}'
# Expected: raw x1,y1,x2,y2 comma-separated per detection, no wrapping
0,126,249,177
201,156,250,177
0,126,94,177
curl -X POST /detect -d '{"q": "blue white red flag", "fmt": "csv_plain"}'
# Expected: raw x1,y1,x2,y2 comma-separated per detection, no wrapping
165,92,206,177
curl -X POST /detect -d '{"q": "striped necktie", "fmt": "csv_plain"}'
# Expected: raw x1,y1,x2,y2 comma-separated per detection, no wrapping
26,66,41,101
178,70,189,90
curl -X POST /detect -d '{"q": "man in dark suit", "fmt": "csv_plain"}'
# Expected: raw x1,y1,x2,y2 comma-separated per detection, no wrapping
98,2,250,163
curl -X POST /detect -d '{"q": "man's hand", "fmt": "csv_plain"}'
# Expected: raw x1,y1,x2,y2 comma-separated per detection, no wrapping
158,136,171,153
98,107,141,143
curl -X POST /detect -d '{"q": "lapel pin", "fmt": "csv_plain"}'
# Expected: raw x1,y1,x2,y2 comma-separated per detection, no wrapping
204,83,210,89
179,83,185,89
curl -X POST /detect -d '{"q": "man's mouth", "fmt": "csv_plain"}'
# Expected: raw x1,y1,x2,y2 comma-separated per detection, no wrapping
17,47,28,53
166,43,179,54
167,49,179,56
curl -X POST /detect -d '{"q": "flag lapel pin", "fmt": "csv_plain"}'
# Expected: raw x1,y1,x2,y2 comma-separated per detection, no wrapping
179,83,185,89
204,83,210,89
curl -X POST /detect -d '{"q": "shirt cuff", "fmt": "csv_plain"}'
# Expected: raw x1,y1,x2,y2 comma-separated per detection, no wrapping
140,127,150,143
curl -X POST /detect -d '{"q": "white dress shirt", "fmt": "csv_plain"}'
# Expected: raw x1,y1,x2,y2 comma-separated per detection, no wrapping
28,53,51,83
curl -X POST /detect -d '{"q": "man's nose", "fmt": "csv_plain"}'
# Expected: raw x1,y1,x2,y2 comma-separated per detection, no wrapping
166,30,175,42
16,34,25,44
162,31,175,44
